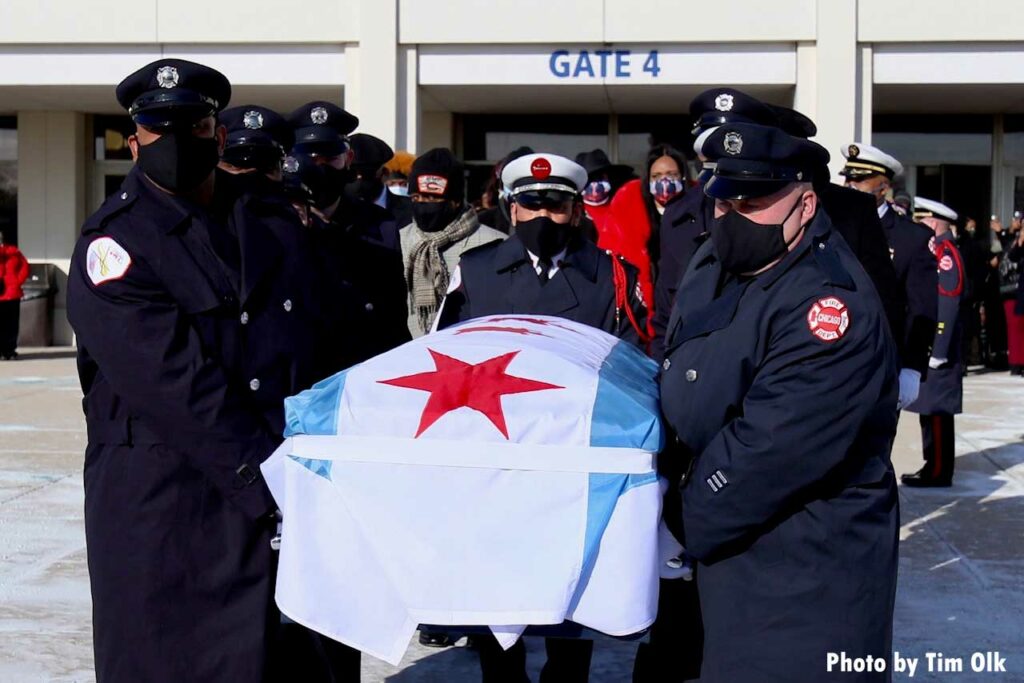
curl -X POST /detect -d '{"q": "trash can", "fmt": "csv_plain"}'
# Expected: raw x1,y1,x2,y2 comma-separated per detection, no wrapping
18,263,58,347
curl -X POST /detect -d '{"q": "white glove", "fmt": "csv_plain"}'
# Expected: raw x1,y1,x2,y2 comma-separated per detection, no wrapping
898,368,921,409
658,521,694,581
928,357,947,370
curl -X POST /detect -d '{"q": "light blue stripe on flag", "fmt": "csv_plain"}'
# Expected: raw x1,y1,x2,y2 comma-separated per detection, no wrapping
284,371,349,437
590,341,663,453
288,455,333,481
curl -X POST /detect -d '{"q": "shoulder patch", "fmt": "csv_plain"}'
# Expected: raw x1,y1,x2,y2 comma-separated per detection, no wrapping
86,237,132,285
806,296,850,343
938,254,954,272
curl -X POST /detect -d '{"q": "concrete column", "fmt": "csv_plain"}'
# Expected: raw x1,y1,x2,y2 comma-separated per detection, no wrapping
814,0,859,178
793,42,817,124
17,111,87,345
857,44,873,142
396,45,420,153
350,0,398,147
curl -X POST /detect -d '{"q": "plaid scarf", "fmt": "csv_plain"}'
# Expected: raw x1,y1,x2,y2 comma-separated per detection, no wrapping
406,207,480,335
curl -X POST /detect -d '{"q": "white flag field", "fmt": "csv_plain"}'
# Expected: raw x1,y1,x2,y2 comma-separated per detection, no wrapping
261,314,666,665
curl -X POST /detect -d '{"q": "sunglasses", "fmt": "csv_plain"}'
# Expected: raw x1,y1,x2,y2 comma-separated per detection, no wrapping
513,191,576,213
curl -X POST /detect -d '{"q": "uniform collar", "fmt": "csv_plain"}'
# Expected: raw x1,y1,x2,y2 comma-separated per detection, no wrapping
877,202,890,219
125,166,208,234
693,210,853,292
494,234,599,282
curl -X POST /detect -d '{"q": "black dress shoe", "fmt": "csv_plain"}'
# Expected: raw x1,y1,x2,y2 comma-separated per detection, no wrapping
901,469,952,488
418,630,454,648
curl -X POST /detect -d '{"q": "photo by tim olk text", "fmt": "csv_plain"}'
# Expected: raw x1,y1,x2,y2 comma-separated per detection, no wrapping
827,651,1008,677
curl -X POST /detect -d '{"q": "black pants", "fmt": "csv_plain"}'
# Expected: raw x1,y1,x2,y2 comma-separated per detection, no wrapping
275,623,361,682
0,299,19,355
632,578,703,682
477,634,593,683
920,413,955,482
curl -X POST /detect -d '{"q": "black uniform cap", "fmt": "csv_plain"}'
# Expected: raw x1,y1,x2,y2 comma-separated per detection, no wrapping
116,59,231,128
700,123,829,200
349,134,395,171
222,105,291,148
689,87,779,136
220,105,291,170
766,104,818,138
288,101,359,157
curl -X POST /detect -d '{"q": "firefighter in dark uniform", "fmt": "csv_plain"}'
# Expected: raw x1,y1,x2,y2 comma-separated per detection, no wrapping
661,123,900,683
435,153,648,683
67,60,280,683
655,91,908,367
904,197,965,487
288,101,411,355
842,142,938,408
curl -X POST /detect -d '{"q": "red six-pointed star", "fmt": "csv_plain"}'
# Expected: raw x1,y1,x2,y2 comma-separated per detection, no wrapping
378,349,563,438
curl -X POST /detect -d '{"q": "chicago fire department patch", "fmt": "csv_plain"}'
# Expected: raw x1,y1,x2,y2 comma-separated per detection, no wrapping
86,237,132,286
806,296,850,343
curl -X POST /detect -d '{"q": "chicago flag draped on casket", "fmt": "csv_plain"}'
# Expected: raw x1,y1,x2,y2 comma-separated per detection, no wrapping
261,314,664,665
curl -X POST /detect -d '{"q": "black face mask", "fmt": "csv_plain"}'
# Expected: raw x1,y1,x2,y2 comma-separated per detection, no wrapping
412,201,461,232
515,216,572,259
302,165,349,210
710,196,805,274
344,175,385,204
136,132,220,193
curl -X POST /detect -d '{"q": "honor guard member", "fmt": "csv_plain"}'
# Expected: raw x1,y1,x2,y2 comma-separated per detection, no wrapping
67,60,281,683
218,105,368,434
842,142,938,407
289,101,411,354
434,153,648,683
661,123,900,682
904,198,965,487
652,88,779,361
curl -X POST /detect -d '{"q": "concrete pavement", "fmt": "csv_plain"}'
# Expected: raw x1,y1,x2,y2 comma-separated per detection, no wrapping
0,349,1021,681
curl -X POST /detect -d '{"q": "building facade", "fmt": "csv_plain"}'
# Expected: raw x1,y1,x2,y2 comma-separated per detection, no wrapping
2,0,1024,342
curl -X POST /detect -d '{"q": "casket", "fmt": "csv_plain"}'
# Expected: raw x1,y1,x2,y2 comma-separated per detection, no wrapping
261,315,664,664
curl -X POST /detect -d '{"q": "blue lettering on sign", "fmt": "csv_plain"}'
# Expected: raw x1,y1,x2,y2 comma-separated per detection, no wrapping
550,50,571,78
574,51,595,78
548,49,660,79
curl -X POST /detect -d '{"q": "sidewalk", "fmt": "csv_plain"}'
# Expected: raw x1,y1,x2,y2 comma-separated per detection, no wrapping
0,350,1021,681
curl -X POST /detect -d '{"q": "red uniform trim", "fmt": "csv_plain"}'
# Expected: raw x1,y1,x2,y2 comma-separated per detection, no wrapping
936,241,964,298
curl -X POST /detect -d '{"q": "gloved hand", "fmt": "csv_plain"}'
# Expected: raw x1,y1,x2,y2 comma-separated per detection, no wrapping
928,357,947,370
898,368,921,409
658,520,694,580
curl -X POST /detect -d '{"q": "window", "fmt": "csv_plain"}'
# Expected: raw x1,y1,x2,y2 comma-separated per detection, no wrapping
90,115,135,211
0,117,16,245
93,115,134,161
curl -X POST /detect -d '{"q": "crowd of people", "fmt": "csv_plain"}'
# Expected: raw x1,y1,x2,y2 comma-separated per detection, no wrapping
63,56,1011,683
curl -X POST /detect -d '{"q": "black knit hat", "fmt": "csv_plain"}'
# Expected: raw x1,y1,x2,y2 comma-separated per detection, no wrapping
410,148,465,201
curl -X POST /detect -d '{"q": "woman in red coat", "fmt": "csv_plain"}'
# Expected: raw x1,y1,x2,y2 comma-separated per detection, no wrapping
0,232,30,359
603,145,689,336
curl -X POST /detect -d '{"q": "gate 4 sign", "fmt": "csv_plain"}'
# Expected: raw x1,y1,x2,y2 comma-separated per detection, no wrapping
807,297,850,343
549,49,661,79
